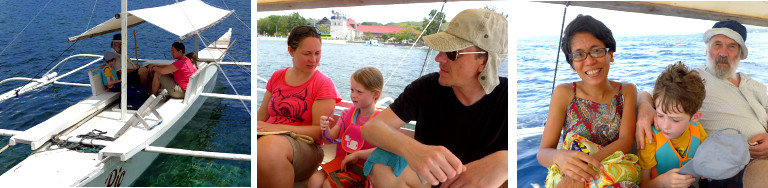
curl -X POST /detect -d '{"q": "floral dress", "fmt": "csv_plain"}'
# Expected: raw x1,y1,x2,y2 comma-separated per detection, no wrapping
545,82,640,188
563,82,623,146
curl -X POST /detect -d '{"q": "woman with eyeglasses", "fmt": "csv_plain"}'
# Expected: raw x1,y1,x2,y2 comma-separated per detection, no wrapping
537,15,640,187
257,25,341,187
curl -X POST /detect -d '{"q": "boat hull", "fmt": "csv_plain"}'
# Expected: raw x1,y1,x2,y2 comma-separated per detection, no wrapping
83,64,220,187
0,62,220,187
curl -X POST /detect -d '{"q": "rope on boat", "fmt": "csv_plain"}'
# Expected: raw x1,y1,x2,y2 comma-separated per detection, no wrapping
173,0,251,115
0,0,52,59
383,0,447,88
0,144,10,155
52,129,116,153
13,40,80,98
257,131,314,145
551,2,571,94
84,0,99,32
220,0,251,31
419,0,447,77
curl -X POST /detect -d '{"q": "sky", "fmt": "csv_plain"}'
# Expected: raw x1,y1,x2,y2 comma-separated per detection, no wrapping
257,1,511,25
258,1,767,39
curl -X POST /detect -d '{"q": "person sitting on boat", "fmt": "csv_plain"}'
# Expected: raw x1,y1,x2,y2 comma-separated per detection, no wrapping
537,15,640,188
102,51,121,92
635,20,768,187
185,52,198,69
109,33,148,87
257,25,341,187
361,9,508,187
308,66,384,188
147,42,197,99
637,62,707,188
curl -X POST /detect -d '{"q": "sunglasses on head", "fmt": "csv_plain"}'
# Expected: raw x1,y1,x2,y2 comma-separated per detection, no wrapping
446,50,487,61
294,26,319,36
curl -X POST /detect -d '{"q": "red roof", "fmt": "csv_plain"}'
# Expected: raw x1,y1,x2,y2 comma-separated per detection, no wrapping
356,25,405,34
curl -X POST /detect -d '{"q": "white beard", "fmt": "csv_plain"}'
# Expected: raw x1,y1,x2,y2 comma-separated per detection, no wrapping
706,55,739,80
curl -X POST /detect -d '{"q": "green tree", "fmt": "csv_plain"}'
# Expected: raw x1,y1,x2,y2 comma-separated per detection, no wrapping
257,15,281,36
316,24,330,33
393,28,418,41
381,33,391,41
256,13,311,37
484,5,508,18
363,32,374,41
360,22,382,26
421,9,447,37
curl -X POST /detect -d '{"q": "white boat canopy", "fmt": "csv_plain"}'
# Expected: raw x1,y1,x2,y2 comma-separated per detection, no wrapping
542,1,768,27
67,0,234,42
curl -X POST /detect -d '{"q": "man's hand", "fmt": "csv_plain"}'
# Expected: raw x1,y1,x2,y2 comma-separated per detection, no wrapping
636,91,657,150
403,144,464,185
441,151,507,188
749,133,768,159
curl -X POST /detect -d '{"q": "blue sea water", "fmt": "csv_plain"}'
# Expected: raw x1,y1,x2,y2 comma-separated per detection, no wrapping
516,33,768,187
0,0,250,186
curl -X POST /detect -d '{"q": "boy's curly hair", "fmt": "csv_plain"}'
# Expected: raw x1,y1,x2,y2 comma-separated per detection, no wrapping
652,61,706,116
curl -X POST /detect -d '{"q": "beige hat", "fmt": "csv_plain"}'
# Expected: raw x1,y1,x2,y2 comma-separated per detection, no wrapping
423,9,508,94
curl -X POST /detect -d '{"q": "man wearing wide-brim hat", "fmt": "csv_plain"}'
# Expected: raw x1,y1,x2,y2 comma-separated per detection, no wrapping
636,20,768,187
362,9,508,187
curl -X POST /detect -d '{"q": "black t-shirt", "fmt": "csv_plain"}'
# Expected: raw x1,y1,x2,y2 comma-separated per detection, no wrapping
390,72,508,163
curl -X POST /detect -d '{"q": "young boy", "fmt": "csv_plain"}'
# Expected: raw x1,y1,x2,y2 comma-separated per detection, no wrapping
102,51,121,92
639,61,707,188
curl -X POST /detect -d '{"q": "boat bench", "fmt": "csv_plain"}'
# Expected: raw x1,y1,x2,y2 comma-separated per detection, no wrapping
9,92,119,150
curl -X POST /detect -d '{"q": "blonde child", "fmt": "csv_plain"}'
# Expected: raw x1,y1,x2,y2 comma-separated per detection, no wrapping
308,66,383,188
638,62,707,188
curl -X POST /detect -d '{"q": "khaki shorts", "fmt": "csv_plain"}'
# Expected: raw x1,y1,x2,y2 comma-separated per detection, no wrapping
159,74,185,98
284,134,324,181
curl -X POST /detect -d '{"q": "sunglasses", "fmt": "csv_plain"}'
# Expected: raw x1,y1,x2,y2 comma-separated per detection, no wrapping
293,26,320,36
446,50,487,61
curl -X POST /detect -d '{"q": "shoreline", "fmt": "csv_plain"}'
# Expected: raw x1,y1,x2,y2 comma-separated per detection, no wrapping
256,36,426,48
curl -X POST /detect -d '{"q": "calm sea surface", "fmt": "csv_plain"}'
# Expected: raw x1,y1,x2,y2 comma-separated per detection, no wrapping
517,33,768,187
0,0,250,186
256,39,509,117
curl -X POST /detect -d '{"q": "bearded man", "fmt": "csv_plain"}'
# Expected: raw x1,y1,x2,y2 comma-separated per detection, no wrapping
635,20,768,187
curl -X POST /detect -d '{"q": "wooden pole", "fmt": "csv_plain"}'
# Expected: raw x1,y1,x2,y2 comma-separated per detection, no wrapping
133,30,139,67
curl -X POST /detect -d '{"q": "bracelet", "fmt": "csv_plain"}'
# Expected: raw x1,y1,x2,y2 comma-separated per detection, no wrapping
322,129,341,144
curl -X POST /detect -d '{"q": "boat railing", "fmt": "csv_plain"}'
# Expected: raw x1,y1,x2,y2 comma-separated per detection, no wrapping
0,54,104,104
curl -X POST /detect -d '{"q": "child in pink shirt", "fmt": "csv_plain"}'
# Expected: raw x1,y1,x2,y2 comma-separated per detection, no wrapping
309,66,384,188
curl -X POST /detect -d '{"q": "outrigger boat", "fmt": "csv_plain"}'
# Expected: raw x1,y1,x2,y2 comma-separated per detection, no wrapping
0,0,250,186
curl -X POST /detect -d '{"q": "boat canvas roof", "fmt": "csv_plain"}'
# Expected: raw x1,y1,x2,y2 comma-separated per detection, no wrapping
67,0,234,42
541,1,768,27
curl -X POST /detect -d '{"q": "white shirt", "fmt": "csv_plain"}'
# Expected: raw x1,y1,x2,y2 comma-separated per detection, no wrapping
695,66,768,139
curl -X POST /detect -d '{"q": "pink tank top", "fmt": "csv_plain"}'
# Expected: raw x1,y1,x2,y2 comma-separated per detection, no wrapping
335,107,380,164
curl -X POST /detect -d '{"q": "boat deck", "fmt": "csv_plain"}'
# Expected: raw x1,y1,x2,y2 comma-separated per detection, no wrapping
62,100,165,139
